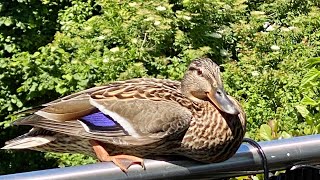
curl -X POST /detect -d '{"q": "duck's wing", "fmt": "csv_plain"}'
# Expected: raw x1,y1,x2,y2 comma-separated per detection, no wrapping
13,78,193,146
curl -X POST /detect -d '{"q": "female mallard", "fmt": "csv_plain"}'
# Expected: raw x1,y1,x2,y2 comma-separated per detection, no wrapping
2,58,246,172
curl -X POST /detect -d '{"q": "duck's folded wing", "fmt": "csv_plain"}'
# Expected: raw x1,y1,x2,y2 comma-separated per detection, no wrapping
14,99,192,146
14,114,144,146
89,98,193,139
14,79,192,146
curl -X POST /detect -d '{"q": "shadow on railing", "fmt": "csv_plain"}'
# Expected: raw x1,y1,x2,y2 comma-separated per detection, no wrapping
2,135,320,180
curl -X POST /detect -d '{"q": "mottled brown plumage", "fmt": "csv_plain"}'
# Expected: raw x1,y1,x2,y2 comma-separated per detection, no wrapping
2,58,246,171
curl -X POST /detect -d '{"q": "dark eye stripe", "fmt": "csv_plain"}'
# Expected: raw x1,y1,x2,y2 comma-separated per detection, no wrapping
188,66,199,71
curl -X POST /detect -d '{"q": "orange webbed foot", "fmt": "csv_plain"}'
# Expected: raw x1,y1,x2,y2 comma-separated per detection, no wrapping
109,154,145,172
89,140,145,172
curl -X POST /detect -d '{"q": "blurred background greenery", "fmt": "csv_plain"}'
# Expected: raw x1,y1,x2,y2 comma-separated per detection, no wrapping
1,0,320,176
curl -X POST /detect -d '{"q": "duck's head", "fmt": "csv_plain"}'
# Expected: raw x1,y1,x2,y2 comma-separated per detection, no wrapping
181,58,239,115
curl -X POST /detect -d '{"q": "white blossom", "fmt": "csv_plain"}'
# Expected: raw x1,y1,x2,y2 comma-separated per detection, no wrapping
131,38,138,44
103,58,109,63
271,45,280,51
156,6,166,11
251,71,259,76
129,2,137,7
110,47,119,52
144,17,154,21
223,5,231,10
208,32,222,39
266,25,275,31
97,35,105,40
251,11,265,16
154,21,161,26
183,16,192,20
288,26,296,30
263,22,270,29
281,27,290,32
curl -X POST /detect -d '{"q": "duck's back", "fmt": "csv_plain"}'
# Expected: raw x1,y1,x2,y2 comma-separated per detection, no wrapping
2,78,196,155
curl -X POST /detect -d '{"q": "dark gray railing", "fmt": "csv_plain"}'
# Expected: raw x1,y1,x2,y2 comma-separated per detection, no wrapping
2,135,320,180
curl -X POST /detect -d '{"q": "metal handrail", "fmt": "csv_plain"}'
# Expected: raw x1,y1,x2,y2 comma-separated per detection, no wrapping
2,135,320,180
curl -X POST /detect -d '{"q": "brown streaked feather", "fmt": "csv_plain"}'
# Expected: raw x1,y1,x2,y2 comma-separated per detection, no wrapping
42,86,110,106
4,58,247,164
36,97,95,121
14,78,182,124
13,78,193,146
1,128,56,149
34,78,180,107
90,99,192,138
15,114,160,146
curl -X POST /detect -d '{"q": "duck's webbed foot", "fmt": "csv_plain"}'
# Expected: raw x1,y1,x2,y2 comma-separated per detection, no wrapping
89,140,145,172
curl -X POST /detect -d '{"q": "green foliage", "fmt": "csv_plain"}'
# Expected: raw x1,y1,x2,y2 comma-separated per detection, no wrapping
296,57,320,135
45,153,96,167
1,0,320,177
259,120,292,141
223,2,320,139
0,0,70,57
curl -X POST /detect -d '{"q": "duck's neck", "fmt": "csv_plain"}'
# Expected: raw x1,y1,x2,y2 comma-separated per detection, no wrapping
181,103,245,150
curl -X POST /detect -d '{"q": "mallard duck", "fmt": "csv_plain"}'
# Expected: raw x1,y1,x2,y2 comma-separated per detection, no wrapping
2,58,246,172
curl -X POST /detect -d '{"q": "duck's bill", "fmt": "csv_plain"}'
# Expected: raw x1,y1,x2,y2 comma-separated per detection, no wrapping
206,88,239,115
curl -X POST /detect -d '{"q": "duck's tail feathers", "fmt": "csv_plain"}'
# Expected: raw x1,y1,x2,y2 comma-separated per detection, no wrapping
1,128,56,150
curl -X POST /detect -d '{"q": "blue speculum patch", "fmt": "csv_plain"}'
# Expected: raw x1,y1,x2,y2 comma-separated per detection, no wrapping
80,111,120,131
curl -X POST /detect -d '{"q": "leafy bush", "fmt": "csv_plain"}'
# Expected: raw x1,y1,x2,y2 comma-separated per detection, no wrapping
0,0,70,57
296,57,320,135
223,4,320,139
1,0,320,177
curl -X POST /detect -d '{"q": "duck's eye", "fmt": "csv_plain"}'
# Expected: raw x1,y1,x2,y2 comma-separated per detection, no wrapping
189,66,203,76
216,89,222,96
197,69,203,76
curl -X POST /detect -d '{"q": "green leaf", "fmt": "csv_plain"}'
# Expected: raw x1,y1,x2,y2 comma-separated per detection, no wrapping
295,105,310,118
268,120,278,133
301,96,318,106
304,127,312,135
30,82,38,92
280,131,292,139
315,124,320,134
307,57,320,66
301,67,320,87
305,116,314,126
55,84,68,94
259,124,272,141
33,52,40,57
63,74,73,81
16,99,23,108
3,17,13,26
252,176,260,180
4,44,15,53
